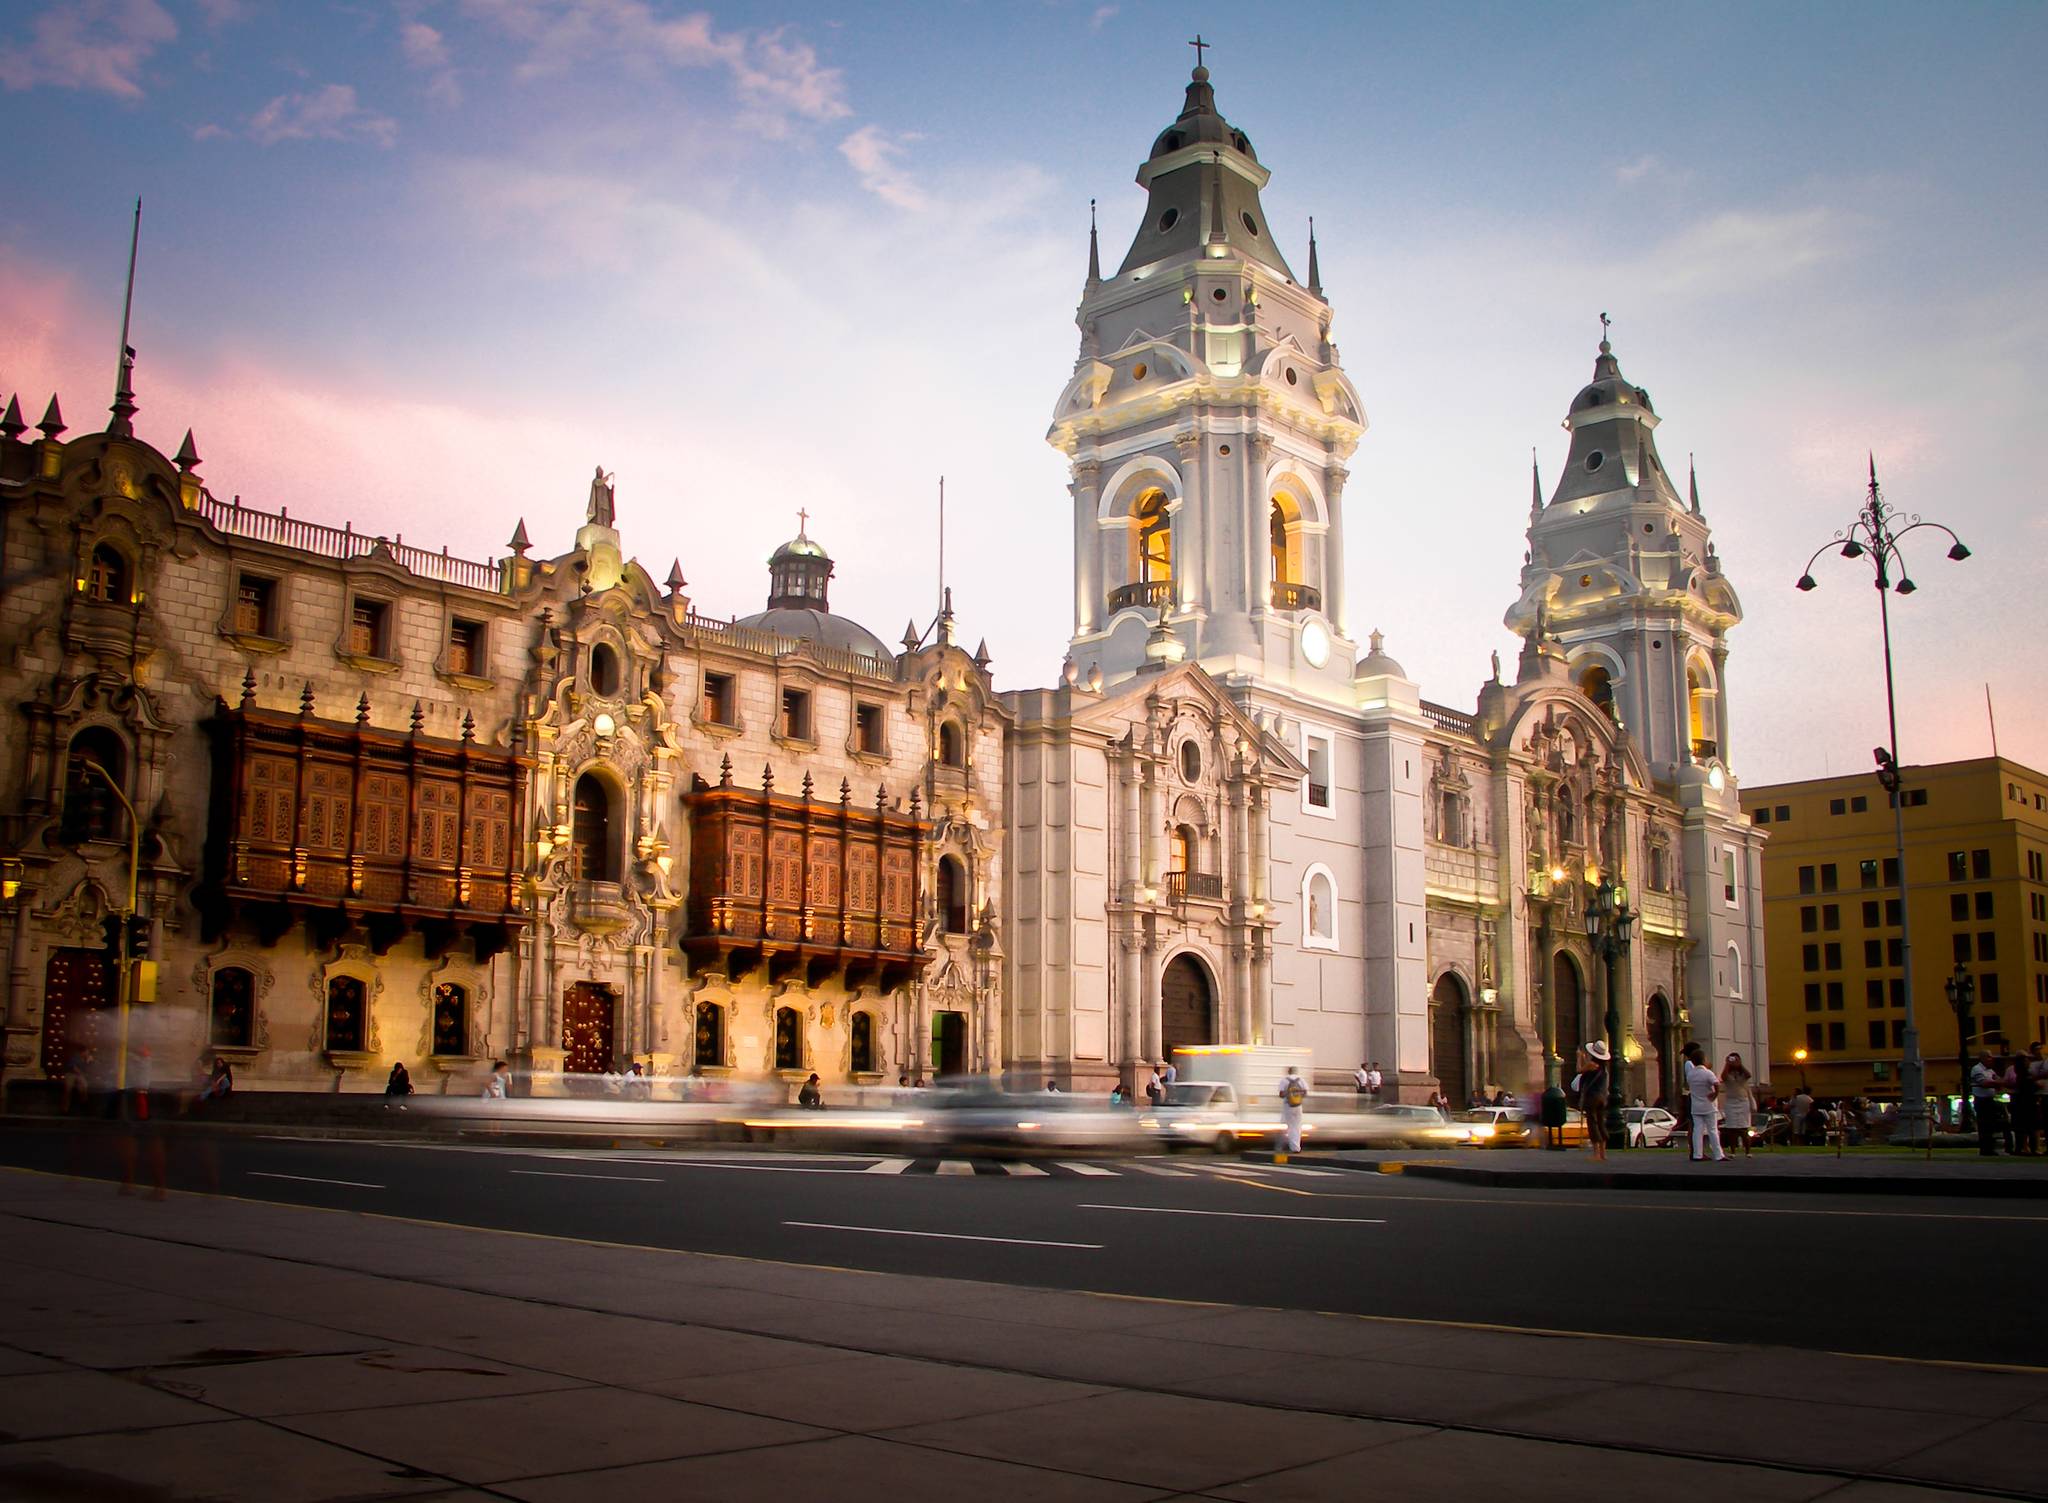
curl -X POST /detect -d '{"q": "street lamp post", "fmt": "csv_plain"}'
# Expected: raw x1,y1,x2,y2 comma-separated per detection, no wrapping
1792,1046,1810,1093
1585,875,1636,1150
1943,963,1976,1133
80,759,142,1092
1796,458,1970,1143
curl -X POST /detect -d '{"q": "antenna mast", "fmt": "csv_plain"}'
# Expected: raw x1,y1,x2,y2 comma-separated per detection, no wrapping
937,476,946,617
109,198,142,436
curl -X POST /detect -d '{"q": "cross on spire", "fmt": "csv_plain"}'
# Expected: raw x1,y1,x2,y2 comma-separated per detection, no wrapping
796,506,809,538
1188,33,1208,69
1599,310,1612,350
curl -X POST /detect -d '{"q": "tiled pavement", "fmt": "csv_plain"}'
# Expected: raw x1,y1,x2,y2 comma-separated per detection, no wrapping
0,1166,2041,1502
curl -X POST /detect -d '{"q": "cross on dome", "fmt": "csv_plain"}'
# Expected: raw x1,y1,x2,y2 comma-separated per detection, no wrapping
1188,34,1209,70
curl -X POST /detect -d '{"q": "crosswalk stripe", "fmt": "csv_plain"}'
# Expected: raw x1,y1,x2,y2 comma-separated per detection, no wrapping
1000,1161,1049,1176
1127,1160,1194,1178
863,1158,914,1174
1057,1161,1119,1177
936,1159,977,1176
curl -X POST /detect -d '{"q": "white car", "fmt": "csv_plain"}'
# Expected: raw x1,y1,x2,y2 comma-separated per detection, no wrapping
1622,1105,1680,1148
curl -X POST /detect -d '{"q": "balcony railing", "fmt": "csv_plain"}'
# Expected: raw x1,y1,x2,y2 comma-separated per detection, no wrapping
1270,580,1321,612
1166,869,1225,903
195,493,505,594
1107,579,1172,614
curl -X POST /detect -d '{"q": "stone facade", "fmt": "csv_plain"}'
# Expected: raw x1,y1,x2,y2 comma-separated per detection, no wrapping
0,409,1005,1095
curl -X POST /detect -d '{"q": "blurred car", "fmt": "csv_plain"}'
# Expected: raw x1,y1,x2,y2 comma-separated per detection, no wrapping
1452,1106,1531,1148
1362,1103,1460,1148
1622,1105,1679,1148
916,1088,1146,1157
1145,1081,1255,1152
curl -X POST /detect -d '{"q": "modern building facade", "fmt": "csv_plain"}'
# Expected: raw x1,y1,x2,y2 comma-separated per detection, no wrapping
0,396,1005,1094
1005,63,1769,1103
1747,758,2048,1101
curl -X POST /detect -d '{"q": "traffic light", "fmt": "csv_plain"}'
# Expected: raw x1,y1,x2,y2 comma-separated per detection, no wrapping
126,913,151,959
101,914,122,959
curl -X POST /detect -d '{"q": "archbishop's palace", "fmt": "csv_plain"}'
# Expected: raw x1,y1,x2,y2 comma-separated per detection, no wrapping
0,63,1767,1106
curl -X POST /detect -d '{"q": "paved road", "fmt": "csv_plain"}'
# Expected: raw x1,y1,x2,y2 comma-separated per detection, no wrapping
9,1127,2046,1368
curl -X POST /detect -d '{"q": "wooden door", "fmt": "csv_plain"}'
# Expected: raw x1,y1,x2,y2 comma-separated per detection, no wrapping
1430,975,1467,1106
1160,955,1215,1060
562,984,616,1074
41,948,114,1078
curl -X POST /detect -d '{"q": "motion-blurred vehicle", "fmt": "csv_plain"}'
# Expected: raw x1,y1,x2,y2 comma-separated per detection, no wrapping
915,1088,1146,1157
1146,1080,1262,1152
1622,1105,1680,1147
1364,1103,1461,1148
1452,1106,1531,1147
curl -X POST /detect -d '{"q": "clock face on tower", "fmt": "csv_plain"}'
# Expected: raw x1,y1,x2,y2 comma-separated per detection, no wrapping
1300,619,1331,668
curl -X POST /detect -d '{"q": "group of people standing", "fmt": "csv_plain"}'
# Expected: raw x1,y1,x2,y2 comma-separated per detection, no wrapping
1969,1041,2047,1157
1572,1040,1758,1162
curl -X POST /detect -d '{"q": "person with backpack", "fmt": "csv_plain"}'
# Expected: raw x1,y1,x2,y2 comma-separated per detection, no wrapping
1278,1065,1309,1161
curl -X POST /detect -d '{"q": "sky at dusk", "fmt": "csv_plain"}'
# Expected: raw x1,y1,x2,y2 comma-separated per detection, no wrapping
2,0,2043,787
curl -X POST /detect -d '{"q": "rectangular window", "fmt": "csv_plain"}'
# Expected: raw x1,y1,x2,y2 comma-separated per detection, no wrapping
1865,978,1884,1008
1868,1021,1886,1048
701,672,734,726
1947,851,1968,881
1864,939,1882,968
1951,893,1970,922
1980,972,2000,1006
1982,1013,2002,1043
1828,1022,1846,1051
1972,848,1991,879
1889,978,1906,1007
1820,863,1838,893
1886,897,1902,925
855,703,885,755
1798,865,1816,895
1724,847,1739,907
349,598,390,658
1801,905,1818,934
1824,942,1842,970
1823,904,1840,931
1862,900,1880,927
1826,980,1844,1010
1804,982,1822,1012
1829,797,1846,816
2030,851,2044,881
1807,1023,1824,1051
447,618,483,676
1860,859,1878,889
1753,807,1771,825
1975,891,1994,920
1892,1020,1907,1047
1304,732,1333,813
1978,930,1996,962
1850,795,1867,813
1888,937,1904,966
235,574,276,636
1802,943,1819,973
1775,805,1790,821
780,688,813,742
1953,932,1972,964
2032,894,2046,921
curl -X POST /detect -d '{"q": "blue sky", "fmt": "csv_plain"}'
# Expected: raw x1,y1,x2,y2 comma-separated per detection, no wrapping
3,0,2044,783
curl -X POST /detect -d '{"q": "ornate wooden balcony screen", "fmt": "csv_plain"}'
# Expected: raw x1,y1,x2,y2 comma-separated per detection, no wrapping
203,698,527,959
684,762,929,992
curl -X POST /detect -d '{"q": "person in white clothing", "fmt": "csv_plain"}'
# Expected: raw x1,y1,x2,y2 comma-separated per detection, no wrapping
1278,1065,1308,1159
481,1060,510,1099
1682,1042,1724,1161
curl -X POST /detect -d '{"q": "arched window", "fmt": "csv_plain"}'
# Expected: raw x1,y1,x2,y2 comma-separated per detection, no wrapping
937,856,968,934
210,967,255,1049
1726,942,1743,997
694,1000,725,1071
850,1011,876,1074
86,543,130,604
1579,664,1615,720
938,721,965,768
774,1005,802,1071
1687,661,1717,755
1134,490,1172,583
571,774,617,882
432,982,469,1056
589,642,620,697
1269,501,1290,584
1169,824,1195,875
62,728,127,843
1302,865,1338,949
324,976,366,1053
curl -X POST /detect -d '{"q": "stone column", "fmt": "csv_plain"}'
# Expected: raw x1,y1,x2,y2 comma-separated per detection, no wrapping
1323,464,1349,635
1172,431,1204,622
1711,642,1731,767
1229,774,1253,1041
1249,783,1273,1042
1071,460,1102,637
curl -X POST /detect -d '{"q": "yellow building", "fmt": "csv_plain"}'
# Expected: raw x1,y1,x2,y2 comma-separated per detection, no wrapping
1746,758,2048,1102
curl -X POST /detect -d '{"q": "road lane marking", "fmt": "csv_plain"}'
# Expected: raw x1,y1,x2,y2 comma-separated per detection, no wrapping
1057,1162,1119,1176
863,1158,914,1174
1127,1161,1195,1178
936,1160,977,1176
508,1170,662,1183
1306,1189,2048,1223
1079,1204,1385,1225
248,1172,384,1189
783,1220,1101,1249
1001,1162,1048,1176
623,1160,866,1175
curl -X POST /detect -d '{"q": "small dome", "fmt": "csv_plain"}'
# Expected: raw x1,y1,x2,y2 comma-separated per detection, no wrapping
737,514,893,665
733,606,893,665
1355,628,1407,680
1147,66,1258,162
772,534,829,561
1569,340,1653,416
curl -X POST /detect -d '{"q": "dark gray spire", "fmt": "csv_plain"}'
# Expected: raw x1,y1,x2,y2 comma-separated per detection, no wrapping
38,395,64,440
0,396,23,441
1306,216,1322,299
507,517,531,555
1086,198,1100,287
1689,454,1701,515
174,428,199,470
1530,449,1543,523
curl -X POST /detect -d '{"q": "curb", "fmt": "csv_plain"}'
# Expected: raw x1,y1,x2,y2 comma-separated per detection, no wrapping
1282,1154,2048,1198
0,1115,705,1153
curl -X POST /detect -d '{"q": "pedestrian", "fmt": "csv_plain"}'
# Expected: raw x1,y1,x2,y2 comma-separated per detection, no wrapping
1278,1064,1308,1161
1354,1061,1371,1096
1970,1050,2002,1157
798,1072,823,1109
1997,1043,2027,1155
1366,1061,1384,1106
1578,1042,1611,1162
1160,1057,1177,1089
1146,1064,1164,1106
384,1060,414,1110
1682,1042,1724,1161
196,1054,233,1105
481,1060,510,1099
1109,1084,1126,1106
1718,1052,1755,1159
1790,1085,1814,1144
2023,1041,2048,1156
622,1060,650,1100
1045,1077,1062,1093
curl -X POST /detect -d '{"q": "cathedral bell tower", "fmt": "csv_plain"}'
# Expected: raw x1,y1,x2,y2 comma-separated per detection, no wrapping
1049,59,1367,703
1505,330,1744,789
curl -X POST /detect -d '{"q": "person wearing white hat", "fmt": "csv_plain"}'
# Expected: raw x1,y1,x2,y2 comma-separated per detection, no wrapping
1577,1042,1613,1162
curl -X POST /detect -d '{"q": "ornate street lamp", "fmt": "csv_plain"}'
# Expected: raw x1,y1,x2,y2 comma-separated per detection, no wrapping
1584,875,1636,1150
1796,458,1970,1142
1942,963,1976,1133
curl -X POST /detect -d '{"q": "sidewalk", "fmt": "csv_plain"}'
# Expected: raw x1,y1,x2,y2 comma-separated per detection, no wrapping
2,1167,2042,1501
1303,1146,2048,1197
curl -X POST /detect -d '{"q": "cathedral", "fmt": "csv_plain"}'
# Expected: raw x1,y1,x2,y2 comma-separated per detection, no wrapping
0,59,1765,1107
1002,62,1767,1104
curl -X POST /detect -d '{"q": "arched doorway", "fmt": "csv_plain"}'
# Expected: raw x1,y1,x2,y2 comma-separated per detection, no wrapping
1647,993,1673,1107
1160,953,1216,1061
562,983,616,1074
1551,951,1584,1069
1429,973,1469,1107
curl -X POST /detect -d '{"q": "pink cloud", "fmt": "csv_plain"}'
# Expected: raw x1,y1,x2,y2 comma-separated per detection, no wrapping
247,84,399,148
0,0,177,101
839,125,927,211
